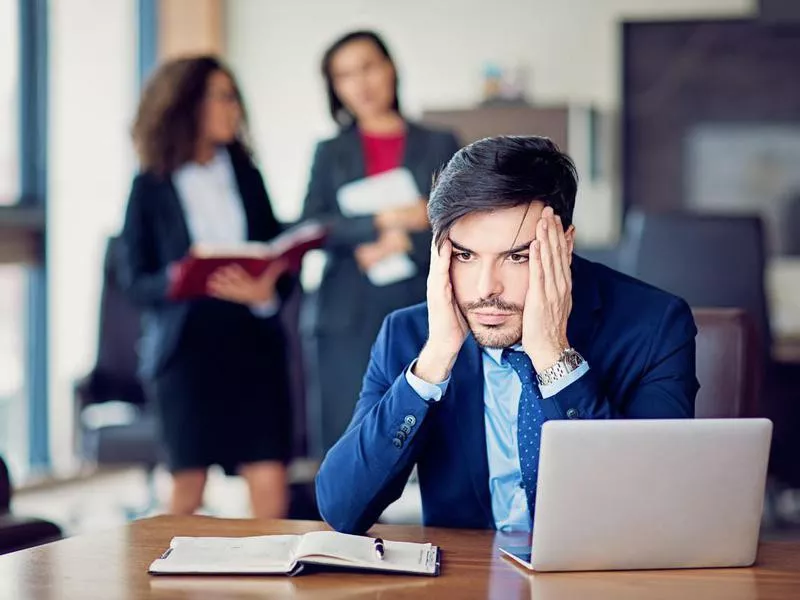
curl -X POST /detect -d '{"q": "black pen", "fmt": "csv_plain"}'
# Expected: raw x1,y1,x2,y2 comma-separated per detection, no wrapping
373,537,385,560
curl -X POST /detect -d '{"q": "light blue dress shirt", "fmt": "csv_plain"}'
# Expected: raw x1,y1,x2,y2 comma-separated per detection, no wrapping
406,346,589,530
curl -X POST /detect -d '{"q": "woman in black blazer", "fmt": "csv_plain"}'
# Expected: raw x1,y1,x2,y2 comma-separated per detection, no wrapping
302,31,460,455
119,56,293,518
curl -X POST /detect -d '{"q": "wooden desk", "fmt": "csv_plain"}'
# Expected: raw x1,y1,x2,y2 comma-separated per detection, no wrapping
1,516,799,599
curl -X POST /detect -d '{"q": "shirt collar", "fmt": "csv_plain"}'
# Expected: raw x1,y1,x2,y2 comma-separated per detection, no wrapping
483,343,523,366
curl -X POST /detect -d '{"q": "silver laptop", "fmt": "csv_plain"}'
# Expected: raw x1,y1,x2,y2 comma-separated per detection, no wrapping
500,418,772,572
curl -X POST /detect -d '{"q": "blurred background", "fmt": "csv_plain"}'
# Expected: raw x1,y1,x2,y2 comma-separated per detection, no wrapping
2,0,800,549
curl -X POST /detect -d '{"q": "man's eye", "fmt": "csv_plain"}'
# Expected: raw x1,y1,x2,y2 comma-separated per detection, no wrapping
507,253,529,264
454,251,473,262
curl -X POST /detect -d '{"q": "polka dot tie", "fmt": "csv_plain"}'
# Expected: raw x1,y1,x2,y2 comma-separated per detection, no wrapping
503,348,546,515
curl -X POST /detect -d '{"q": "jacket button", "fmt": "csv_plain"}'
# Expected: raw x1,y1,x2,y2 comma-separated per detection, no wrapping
404,415,417,427
395,431,408,442
400,424,411,435
566,408,579,419
392,437,403,449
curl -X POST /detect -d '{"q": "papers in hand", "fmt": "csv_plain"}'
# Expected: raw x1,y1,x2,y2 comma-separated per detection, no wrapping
366,253,418,287
337,168,422,286
148,530,440,577
336,167,421,217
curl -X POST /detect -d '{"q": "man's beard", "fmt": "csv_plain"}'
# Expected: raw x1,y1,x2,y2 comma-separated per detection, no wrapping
458,297,524,349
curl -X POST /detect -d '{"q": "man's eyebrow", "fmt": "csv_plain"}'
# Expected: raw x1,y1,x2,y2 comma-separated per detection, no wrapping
448,239,473,253
448,238,534,255
502,240,535,255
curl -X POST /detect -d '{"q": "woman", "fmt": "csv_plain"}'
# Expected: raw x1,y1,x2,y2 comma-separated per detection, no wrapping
119,56,293,518
302,31,460,455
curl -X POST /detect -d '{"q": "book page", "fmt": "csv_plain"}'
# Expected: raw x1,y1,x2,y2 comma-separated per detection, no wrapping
148,535,300,575
294,531,437,575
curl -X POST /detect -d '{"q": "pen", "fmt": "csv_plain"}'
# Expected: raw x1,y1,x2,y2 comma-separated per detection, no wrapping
374,537,385,560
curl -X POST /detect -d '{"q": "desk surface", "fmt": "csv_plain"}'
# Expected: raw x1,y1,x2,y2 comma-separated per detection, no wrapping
1,516,799,599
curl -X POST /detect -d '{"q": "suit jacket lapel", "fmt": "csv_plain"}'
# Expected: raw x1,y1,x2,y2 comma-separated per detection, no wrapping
164,178,192,252
338,126,366,183
451,333,494,527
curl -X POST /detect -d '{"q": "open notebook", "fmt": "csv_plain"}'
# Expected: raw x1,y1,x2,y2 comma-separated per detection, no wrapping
148,531,441,577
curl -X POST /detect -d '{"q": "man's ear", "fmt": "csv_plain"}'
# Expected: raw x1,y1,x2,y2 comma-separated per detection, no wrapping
565,225,576,264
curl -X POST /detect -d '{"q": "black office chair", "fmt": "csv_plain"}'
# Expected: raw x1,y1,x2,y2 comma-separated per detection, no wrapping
73,236,160,517
0,455,62,555
619,211,772,355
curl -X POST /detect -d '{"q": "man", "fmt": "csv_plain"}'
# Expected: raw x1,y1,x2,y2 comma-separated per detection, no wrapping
315,136,698,534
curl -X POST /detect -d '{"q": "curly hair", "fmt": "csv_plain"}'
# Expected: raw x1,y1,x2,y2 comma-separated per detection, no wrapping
132,55,252,176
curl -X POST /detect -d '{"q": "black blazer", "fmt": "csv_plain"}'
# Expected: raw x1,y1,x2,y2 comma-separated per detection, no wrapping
301,122,460,335
118,144,292,379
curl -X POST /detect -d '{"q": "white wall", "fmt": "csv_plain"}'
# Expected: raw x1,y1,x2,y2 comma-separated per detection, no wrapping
225,0,755,238
48,0,137,471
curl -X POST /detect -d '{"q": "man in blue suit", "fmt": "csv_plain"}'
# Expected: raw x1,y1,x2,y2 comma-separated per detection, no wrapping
316,136,698,534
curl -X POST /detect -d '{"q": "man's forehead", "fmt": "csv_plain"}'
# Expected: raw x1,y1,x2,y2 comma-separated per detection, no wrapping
449,205,540,251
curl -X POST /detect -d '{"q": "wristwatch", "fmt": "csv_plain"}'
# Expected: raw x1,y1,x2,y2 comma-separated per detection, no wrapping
536,348,585,387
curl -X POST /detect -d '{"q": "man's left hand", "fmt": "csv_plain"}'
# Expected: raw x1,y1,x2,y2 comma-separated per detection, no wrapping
522,206,573,372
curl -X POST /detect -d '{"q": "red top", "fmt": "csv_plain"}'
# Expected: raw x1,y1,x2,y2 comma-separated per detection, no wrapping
360,130,406,176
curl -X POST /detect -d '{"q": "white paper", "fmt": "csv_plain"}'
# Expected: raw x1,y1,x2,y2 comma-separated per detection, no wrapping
366,253,418,286
337,167,421,217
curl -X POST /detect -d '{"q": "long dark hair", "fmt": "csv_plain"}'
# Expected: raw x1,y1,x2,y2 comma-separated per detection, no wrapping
132,55,252,176
320,30,401,128
429,136,579,246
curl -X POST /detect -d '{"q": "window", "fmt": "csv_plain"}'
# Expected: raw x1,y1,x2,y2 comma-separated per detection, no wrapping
0,0,19,204
0,266,28,476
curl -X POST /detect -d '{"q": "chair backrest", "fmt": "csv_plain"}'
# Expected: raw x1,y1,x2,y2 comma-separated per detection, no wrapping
621,211,772,355
693,308,760,418
90,236,145,406
0,455,11,513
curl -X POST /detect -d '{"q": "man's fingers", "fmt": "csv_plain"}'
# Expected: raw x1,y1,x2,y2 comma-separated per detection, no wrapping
528,239,545,301
537,216,557,299
555,215,571,289
546,211,567,295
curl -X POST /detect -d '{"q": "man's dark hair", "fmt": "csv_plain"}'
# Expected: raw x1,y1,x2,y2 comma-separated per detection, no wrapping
428,136,578,246
320,30,401,127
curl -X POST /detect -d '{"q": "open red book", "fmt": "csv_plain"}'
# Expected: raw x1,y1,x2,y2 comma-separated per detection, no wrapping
168,221,327,300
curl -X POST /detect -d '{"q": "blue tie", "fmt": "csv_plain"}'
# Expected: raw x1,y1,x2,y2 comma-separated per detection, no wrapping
503,349,546,515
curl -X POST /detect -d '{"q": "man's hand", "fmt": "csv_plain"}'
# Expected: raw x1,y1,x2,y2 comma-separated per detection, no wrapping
207,259,288,307
522,206,573,372
413,239,469,383
375,200,429,232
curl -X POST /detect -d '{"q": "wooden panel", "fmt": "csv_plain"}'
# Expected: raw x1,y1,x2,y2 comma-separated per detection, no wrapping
1,516,799,598
158,0,224,60
422,106,570,151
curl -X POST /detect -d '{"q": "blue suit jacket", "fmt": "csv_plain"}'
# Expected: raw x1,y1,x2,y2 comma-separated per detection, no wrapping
315,256,699,533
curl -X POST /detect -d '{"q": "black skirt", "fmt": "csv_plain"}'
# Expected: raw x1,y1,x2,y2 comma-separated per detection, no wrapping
151,298,292,475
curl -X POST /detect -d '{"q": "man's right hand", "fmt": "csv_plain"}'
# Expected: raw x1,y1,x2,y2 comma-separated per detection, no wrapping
413,239,469,384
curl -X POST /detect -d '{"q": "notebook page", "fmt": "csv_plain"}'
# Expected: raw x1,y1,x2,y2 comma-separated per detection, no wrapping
294,531,437,574
148,535,300,574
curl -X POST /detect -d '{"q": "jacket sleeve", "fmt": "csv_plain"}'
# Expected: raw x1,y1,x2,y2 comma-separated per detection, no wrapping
315,312,434,534
117,175,174,308
301,141,377,252
544,297,698,420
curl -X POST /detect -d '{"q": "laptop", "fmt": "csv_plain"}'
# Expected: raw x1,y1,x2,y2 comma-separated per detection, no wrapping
500,418,772,572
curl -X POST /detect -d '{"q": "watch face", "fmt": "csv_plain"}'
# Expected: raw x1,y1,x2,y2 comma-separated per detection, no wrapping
563,350,584,370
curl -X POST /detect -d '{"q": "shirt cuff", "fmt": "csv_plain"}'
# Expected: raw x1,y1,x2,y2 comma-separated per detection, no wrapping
539,362,590,398
250,298,281,318
405,359,450,403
